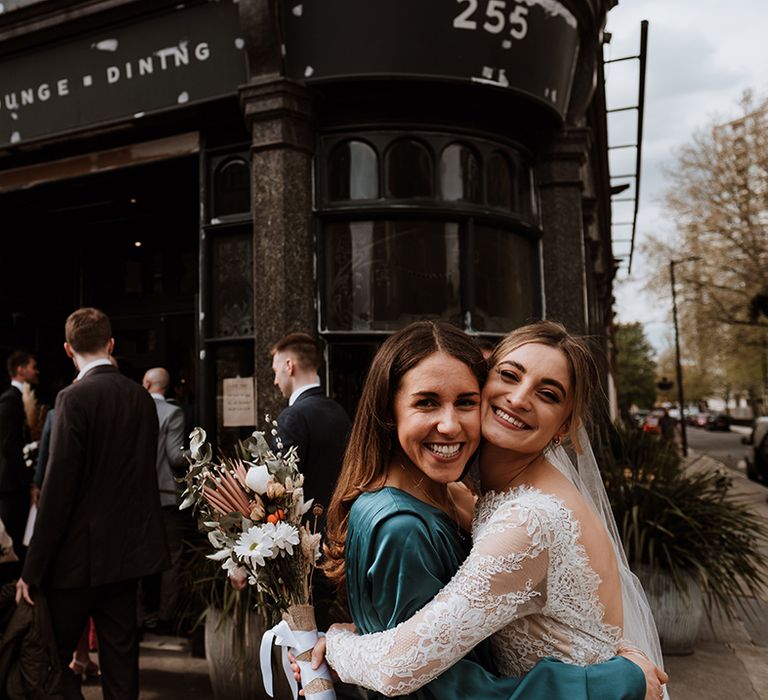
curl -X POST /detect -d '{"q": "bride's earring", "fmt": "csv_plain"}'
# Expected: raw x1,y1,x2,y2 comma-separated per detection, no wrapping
552,435,562,447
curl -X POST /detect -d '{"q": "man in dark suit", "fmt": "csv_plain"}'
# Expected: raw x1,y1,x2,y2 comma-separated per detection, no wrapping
0,351,39,570
270,333,351,516
16,308,169,700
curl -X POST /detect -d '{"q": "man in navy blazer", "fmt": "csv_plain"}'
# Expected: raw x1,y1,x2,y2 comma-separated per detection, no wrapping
0,350,39,569
17,308,169,700
270,333,351,517
271,333,350,633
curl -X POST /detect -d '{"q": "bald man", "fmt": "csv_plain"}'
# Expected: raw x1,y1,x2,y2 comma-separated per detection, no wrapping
141,367,188,634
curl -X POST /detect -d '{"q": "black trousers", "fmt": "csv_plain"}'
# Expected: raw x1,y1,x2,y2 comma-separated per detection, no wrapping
46,579,140,700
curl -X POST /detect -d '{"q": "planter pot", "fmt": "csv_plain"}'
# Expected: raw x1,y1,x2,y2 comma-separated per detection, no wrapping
205,606,292,700
636,566,704,655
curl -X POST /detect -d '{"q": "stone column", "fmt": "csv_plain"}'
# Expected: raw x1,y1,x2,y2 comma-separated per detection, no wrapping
535,127,591,335
240,77,315,421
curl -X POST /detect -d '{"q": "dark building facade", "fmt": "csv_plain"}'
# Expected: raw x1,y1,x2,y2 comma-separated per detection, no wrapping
0,0,619,447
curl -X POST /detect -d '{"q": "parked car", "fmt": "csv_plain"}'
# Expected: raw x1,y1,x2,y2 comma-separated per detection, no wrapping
642,409,665,434
745,417,768,484
693,412,711,428
704,413,731,431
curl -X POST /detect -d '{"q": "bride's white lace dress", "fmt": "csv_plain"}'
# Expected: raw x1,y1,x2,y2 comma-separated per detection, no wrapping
326,485,624,696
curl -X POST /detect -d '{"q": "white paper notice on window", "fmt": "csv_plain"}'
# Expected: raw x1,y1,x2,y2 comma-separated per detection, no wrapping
223,377,256,427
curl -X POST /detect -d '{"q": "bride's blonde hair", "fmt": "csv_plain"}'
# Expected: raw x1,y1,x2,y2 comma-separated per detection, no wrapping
489,320,601,452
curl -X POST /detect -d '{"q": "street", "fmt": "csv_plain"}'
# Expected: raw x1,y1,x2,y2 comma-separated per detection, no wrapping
685,425,751,470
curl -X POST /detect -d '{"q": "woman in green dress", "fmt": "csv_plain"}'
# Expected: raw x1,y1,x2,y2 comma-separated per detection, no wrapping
319,321,660,700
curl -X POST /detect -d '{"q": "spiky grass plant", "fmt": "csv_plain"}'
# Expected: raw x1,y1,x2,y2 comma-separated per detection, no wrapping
600,423,768,621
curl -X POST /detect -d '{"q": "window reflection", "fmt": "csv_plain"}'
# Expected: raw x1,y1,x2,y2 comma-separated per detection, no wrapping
440,144,482,203
323,220,461,330
517,161,535,218
385,140,434,199
211,234,254,337
212,157,250,218
472,225,540,331
487,152,517,211
328,140,379,201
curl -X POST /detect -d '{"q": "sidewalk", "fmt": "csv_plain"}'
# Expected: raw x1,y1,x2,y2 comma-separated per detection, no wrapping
663,453,768,699
82,635,213,700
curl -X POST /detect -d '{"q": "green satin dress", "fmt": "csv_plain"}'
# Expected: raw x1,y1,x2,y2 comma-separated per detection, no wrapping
344,487,646,700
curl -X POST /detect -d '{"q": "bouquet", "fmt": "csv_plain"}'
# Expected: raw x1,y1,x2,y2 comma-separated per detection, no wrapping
180,423,336,700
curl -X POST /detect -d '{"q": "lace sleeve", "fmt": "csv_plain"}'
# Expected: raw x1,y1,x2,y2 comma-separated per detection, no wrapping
326,499,552,696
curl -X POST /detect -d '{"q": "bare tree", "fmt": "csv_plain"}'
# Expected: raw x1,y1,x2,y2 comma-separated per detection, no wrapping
644,90,768,412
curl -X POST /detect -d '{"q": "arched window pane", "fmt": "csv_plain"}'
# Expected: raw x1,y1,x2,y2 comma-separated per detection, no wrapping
517,161,536,219
328,140,378,201
440,144,481,202
385,140,434,199
487,152,517,211
322,220,461,331
212,158,250,218
472,226,540,331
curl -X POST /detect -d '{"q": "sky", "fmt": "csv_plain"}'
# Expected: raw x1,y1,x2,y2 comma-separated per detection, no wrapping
603,1,768,354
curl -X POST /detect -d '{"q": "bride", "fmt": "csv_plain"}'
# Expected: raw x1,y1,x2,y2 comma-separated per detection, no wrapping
320,321,668,698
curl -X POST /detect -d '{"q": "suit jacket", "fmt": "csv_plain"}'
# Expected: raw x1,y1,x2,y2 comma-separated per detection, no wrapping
0,386,29,494
276,387,351,513
23,366,170,589
151,397,187,507
33,409,54,488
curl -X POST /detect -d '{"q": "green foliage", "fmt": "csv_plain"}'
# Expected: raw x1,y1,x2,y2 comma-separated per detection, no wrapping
600,423,768,620
614,323,658,411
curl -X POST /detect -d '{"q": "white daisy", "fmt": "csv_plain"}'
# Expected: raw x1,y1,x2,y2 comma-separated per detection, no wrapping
234,525,275,567
271,521,300,556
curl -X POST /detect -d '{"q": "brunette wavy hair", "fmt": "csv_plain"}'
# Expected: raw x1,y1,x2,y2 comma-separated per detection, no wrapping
323,321,487,595
489,320,601,451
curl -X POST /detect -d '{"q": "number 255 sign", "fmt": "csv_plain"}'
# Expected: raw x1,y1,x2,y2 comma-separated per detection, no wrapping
454,0,530,41
283,0,581,120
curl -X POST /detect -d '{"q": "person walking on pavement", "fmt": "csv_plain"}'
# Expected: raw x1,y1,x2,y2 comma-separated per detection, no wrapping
141,366,188,635
16,308,169,700
0,351,39,573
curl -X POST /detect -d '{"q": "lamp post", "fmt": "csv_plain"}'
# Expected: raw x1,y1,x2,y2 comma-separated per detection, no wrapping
670,256,700,457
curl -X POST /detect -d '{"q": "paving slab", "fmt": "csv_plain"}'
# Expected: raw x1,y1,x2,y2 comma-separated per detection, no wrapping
81,638,213,700
664,642,761,700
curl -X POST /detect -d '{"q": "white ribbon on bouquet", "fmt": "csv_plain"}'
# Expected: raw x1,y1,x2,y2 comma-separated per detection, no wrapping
260,620,336,700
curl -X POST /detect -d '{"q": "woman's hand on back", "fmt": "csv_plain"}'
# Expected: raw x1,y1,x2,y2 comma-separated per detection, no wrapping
618,647,668,700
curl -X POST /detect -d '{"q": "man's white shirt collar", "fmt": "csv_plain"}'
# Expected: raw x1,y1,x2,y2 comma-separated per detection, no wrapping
288,382,321,406
150,392,166,401
76,358,113,380
10,380,24,393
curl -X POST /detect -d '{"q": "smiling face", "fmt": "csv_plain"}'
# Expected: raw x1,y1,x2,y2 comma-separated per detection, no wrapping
482,342,573,456
393,351,482,485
